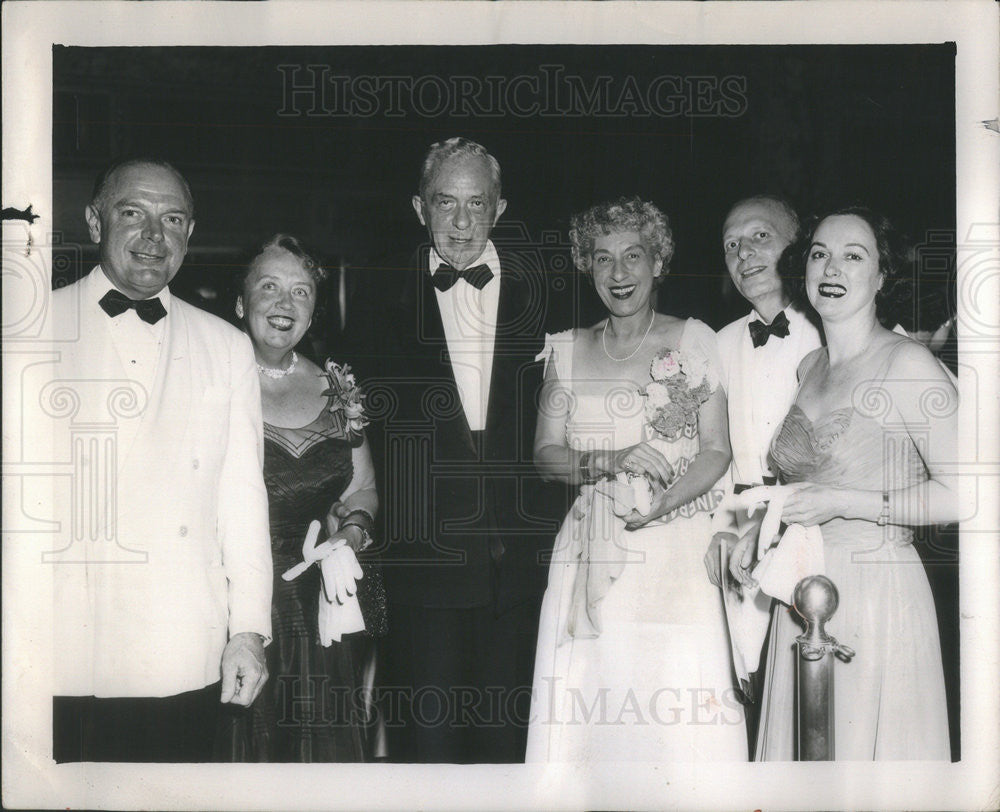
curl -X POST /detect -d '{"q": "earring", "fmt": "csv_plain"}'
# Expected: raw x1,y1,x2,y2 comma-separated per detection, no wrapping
235,300,244,318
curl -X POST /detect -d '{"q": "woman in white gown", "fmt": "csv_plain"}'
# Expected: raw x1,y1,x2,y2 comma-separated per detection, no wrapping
526,197,746,762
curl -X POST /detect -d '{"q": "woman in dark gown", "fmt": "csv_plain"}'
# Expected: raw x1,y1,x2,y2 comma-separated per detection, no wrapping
219,234,386,762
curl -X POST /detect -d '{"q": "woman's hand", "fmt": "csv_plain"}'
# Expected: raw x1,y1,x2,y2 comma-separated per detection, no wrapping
780,483,849,526
326,500,350,534
326,501,367,552
623,479,674,529
286,520,364,603
601,442,674,486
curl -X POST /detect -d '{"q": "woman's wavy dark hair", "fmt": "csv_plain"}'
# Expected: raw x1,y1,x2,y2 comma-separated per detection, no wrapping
780,205,912,328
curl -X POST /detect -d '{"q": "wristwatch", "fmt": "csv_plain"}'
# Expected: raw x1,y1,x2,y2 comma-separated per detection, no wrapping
340,520,373,552
876,491,890,526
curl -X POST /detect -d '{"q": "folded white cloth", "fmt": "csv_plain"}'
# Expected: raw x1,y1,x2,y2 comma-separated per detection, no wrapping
718,542,773,684
735,485,826,605
283,520,366,645
755,522,825,607
711,485,826,686
596,474,653,517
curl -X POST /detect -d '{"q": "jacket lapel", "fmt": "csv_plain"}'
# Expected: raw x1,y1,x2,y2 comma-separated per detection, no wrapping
484,262,524,439
411,249,476,455
731,314,763,484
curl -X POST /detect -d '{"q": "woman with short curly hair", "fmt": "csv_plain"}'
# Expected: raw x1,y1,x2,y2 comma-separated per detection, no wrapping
527,197,747,762
569,196,675,279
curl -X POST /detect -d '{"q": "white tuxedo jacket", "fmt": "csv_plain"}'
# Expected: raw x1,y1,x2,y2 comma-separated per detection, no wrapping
716,306,822,488
47,267,272,698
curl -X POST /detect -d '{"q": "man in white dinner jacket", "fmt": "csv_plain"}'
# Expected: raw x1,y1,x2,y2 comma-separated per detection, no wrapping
706,195,822,752
712,195,823,498
47,158,272,762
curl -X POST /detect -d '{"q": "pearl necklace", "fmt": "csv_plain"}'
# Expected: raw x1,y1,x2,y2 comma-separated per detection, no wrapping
257,351,298,379
602,309,656,362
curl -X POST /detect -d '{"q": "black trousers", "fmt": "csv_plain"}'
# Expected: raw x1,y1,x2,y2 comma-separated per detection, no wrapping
380,595,543,763
53,682,221,763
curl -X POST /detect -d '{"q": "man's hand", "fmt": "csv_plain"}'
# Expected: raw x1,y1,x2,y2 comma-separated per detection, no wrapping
705,531,738,587
220,631,268,706
728,524,761,587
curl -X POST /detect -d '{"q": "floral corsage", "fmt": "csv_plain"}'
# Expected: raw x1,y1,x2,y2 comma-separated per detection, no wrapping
641,347,718,440
322,360,368,440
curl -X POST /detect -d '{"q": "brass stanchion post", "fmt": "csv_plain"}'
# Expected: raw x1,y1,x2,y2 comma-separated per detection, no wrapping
793,575,855,760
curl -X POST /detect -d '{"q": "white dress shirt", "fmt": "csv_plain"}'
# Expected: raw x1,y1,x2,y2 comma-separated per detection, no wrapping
429,240,501,432
93,268,168,399
717,305,823,485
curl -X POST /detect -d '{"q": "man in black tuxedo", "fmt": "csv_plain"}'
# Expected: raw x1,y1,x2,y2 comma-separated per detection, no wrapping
368,137,563,763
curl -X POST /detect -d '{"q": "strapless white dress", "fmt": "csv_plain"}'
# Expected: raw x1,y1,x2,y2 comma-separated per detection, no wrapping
526,319,747,762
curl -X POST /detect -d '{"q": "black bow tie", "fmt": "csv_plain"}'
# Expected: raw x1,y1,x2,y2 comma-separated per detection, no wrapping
431,262,494,292
748,310,790,348
99,289,167,325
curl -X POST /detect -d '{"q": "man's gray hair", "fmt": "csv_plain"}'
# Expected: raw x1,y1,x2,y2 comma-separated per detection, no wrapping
417,137,502,202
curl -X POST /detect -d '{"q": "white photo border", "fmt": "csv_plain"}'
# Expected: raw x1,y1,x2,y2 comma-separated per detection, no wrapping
2,2,998,810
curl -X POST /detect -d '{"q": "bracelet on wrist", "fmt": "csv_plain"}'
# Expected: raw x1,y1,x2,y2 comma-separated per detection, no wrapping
341,507,374,526
876,491,890,526
340,521,373,551
578,451,598,484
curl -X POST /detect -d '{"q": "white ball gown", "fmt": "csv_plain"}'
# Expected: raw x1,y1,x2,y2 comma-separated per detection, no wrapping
526,319,747,762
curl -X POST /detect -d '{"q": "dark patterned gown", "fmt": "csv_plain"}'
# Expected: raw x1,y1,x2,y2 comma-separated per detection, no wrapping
219,407,386,762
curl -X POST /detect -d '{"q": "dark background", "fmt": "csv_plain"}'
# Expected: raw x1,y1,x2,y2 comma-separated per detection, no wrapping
52,43,959,758
53,44,956,333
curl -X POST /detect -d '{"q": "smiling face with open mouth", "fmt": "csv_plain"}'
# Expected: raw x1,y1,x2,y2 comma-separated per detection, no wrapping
590,230,662,317
806,214,883,322
722,198,797,312
86,162,195,300
240,245,318,356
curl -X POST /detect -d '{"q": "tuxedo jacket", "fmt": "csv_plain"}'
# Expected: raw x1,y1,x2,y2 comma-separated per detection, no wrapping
46,267,272,698
716,305,823,488
361,247,567,611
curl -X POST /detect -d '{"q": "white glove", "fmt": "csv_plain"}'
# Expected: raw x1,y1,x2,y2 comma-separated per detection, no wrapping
282,520,367,645
319,542,364,605
282,519,365,600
